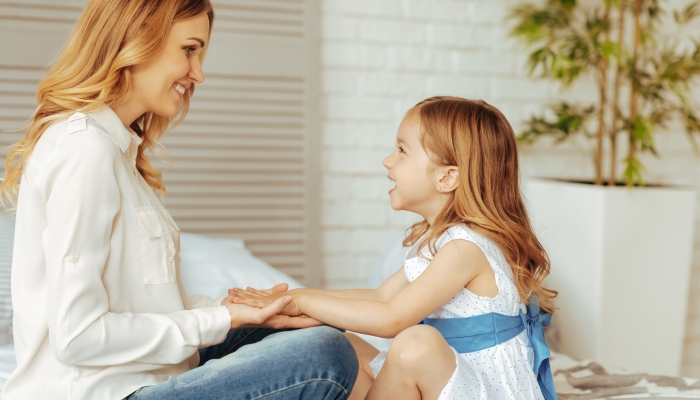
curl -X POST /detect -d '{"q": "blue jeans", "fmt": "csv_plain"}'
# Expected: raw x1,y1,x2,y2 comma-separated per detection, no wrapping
124,326,358,400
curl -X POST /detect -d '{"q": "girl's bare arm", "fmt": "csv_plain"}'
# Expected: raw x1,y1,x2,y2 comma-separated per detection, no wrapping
294,267,408,302
232,240,492,338
231,267,409,303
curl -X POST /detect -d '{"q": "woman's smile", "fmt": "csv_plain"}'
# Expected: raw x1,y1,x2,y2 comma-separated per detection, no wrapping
172,82,187,101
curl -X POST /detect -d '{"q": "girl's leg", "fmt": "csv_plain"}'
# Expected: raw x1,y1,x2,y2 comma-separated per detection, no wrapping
366,325,455,400
126,326,358,400
343,333,380,400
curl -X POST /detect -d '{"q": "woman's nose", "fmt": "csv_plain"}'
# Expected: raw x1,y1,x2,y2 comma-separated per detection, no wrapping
189,58,205,84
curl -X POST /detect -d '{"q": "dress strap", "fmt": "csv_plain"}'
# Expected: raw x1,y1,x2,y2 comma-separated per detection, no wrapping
421,302,558,400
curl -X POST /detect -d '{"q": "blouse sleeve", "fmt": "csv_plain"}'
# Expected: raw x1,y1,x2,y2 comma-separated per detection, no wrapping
39,125,230,367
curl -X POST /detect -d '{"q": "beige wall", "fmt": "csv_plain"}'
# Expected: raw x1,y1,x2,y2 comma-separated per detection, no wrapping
318,0,700,377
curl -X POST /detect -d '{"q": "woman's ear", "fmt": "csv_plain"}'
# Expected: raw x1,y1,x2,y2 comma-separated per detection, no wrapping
436,166,459,193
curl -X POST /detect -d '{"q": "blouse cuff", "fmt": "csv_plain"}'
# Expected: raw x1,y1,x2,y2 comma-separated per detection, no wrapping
193,307,231,348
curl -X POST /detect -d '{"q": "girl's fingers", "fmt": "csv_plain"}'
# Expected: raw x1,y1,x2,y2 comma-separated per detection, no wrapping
267,283,289,295
245,286,267,294
229,289,264,299
239,287,267,297
256,296,293,322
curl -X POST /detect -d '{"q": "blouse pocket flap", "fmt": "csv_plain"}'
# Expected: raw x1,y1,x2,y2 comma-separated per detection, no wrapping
136,207,179,238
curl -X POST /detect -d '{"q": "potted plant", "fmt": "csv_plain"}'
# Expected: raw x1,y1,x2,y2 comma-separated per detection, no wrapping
508,0,699,375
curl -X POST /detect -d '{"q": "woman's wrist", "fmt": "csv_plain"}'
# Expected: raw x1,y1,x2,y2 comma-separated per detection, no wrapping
225,304,239,329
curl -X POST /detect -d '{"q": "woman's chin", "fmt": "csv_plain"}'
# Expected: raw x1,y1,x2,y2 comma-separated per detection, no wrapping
153,106,180,119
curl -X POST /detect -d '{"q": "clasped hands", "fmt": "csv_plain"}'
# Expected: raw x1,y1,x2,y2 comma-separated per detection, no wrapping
220,283,314,330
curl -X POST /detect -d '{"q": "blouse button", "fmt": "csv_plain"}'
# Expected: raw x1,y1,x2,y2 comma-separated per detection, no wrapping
68,256,78,263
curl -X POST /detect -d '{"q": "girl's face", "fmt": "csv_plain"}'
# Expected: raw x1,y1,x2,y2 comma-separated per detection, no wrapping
383,110,449,222
128,13,210,119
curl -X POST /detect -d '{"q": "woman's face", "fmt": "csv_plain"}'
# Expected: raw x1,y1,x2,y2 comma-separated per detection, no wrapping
129,13,210,119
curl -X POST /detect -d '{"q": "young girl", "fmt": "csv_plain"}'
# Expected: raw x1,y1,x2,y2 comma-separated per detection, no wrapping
231,96,558,400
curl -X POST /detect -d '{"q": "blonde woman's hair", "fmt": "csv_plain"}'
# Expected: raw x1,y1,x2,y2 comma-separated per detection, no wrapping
404,96,558,313
0,0,214,207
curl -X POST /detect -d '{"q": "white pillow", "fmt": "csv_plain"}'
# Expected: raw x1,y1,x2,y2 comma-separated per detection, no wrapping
368,233,409,288
179,232,303,300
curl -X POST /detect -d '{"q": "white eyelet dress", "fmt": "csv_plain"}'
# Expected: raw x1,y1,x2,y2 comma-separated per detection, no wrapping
369,225,545,400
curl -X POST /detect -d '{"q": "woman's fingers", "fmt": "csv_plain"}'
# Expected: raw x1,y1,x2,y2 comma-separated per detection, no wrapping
262,315,323,329
244,299,266,308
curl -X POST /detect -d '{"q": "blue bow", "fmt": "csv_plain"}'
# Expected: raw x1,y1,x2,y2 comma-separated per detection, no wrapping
422,301,558,400
519,301,558,400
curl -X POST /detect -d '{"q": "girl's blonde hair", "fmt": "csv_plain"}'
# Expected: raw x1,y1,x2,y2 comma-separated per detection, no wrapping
0,0,214,207
405,96,557,313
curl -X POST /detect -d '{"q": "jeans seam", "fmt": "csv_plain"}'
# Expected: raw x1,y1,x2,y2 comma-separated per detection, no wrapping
221,328,260,357
251,378,349,400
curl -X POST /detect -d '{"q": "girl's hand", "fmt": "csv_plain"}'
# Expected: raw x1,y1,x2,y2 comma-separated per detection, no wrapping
228,288,302,316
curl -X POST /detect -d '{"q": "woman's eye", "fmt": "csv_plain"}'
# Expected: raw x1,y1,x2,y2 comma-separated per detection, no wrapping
184,47,195,56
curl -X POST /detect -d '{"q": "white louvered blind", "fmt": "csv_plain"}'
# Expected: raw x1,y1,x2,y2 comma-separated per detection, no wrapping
0,0,321,286
159,0,320,285
0,0,86,344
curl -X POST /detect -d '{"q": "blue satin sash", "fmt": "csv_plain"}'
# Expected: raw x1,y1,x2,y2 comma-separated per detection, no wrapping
421,302,558,400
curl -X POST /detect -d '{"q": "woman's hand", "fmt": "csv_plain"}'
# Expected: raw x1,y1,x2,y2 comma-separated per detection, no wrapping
225,298,319,330
221,283,289,306
227,287,302,316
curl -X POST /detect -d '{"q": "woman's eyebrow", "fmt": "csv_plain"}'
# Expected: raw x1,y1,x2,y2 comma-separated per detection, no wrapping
188,37,206,47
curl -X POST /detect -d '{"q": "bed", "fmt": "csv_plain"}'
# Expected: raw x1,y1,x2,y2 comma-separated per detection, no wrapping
0,219,697,398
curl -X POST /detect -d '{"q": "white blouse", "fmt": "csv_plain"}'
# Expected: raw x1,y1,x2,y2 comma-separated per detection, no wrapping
2,106,232,400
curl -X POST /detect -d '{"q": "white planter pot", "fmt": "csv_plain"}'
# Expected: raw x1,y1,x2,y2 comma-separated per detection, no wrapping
522,178,696,376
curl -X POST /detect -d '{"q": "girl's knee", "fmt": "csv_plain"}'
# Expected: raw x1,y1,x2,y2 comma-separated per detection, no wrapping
387,325,447,366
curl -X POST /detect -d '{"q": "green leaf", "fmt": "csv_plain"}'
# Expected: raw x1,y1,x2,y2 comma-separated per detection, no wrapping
622,155,646,187
517,102,597,145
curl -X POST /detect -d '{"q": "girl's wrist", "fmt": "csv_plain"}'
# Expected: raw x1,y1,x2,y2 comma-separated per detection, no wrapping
295,292,309,314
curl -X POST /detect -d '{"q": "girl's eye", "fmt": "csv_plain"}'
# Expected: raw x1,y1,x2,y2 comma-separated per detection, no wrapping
184,47,196,56
398,146,405,154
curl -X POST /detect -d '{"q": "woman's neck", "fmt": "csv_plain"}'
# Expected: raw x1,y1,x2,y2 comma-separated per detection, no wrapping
110,97,146,128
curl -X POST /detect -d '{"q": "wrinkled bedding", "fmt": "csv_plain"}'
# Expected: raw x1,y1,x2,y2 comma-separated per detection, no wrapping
551,352,700,399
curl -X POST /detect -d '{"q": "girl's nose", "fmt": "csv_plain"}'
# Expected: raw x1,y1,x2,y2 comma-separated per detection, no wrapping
382,154,392,169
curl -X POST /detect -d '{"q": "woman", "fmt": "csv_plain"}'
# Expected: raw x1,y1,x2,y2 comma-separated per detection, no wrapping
0,1,357,399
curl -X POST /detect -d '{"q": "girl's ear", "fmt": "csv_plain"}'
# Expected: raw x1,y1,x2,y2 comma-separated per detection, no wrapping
437,166,459,193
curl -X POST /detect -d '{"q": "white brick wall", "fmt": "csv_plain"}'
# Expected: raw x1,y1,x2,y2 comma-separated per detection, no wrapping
318,0,700,377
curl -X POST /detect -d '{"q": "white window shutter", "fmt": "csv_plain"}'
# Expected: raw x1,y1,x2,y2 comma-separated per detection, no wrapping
0,0,321,286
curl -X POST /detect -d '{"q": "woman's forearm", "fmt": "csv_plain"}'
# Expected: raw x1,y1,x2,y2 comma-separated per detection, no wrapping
296,292,415,338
